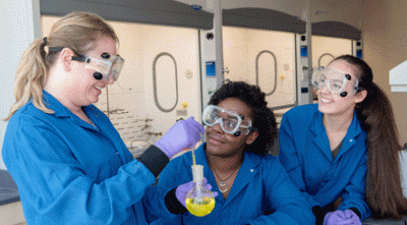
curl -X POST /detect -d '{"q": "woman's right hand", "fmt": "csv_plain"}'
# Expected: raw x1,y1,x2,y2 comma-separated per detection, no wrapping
323,209,361,225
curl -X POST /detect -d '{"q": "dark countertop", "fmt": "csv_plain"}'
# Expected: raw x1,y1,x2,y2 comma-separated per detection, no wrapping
0,170,20,206
363,216,407,225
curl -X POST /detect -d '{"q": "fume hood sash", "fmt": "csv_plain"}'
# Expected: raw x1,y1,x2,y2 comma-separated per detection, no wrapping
312,21,361,40
222,8,306,34
40,0,214,30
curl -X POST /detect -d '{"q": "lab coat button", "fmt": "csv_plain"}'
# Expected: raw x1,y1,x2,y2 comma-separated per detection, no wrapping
350,139,353,142
250,169,254,172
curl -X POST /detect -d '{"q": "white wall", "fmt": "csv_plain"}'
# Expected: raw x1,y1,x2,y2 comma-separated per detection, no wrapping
0,0,41,170
362,0,407,146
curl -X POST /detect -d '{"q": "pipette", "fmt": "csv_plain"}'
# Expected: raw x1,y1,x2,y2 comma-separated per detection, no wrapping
192,148,196,166
192,131,204,166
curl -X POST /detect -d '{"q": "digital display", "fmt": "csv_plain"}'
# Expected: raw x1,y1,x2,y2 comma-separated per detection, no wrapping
356,50,362,59
300,46,308,57
206,61,216,76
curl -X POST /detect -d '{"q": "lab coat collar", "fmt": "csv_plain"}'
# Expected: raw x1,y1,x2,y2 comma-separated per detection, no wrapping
41,91,128,164
334,112,362,160
42,90,100,130
196,144,262,207
310,110,362,162
310,111,332,161
42,90,71,117
223,150,261,208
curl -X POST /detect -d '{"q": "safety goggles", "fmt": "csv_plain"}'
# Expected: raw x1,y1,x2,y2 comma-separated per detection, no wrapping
202,105,253,136
72,54,124,81
311,67,359,94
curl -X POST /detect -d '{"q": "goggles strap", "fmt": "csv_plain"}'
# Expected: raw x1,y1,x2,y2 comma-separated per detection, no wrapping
48,47,64,53
72,55,89,62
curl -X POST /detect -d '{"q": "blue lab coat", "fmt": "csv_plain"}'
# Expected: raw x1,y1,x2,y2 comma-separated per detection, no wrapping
279,104,371,220
150,143,316,225
2,91,174,224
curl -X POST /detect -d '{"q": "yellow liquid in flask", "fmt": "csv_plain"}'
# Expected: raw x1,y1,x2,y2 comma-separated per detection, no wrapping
185,197,215,217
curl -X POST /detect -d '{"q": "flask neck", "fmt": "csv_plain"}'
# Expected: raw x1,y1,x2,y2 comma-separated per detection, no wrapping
192,165,204,183
194,180,203,190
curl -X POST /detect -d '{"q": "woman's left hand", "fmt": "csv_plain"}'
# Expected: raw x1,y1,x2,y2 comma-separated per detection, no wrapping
175,177,218,208
323,209,361,225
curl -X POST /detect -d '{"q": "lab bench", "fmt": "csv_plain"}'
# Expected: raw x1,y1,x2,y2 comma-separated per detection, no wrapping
363,217,407,225
0,170,26,225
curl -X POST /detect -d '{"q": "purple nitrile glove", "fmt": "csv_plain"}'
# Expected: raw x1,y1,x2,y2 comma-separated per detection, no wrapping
323,209,361,225
175,177,218,208
154,116,204,159
343,209,362,225
323,210,345,225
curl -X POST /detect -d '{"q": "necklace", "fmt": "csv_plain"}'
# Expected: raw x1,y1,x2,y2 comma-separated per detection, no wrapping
212,165,240,193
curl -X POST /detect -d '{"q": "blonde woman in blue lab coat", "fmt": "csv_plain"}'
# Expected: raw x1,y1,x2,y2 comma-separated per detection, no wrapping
279,55,407,225
150,81,315,225
1,11,209,224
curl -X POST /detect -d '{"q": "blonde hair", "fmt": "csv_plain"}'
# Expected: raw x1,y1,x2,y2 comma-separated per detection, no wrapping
4,11,118,121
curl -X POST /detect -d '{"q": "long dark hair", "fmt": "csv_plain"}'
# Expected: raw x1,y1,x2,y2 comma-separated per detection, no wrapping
334,55,407,219
208,81,277,155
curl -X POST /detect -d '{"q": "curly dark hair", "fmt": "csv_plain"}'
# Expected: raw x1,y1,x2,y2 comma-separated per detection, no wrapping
208,81,277,155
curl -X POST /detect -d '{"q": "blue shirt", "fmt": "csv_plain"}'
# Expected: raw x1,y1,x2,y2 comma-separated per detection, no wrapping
2,91,173,224
279,104,371,219
151,143,316,225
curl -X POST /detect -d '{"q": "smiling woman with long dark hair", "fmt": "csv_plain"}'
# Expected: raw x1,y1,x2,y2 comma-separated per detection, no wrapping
279,54,407,224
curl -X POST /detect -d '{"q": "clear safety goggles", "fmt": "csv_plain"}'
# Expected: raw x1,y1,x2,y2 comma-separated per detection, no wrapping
311,67,359,94
202,105,253,135
72,54,124,81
